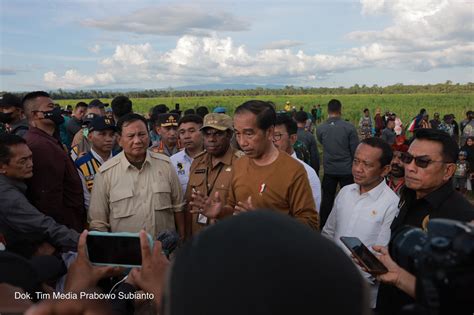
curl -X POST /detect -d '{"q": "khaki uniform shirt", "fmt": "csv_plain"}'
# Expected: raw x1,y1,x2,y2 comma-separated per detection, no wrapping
89,150,184,238
185,147,243,235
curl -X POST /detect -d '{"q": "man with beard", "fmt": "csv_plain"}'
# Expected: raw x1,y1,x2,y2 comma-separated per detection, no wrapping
386,136,408,196
23,91,86,232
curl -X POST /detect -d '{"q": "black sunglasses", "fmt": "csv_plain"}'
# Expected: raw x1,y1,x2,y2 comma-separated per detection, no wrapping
400,152,446,168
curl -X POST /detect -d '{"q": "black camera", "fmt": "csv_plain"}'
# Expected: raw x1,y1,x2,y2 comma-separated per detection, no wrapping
390,219,474,314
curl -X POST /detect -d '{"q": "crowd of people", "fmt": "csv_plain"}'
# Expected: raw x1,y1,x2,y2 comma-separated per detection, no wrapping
0,91,473,315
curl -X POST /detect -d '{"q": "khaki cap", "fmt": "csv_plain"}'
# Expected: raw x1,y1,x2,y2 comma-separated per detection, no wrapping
200,113,233,131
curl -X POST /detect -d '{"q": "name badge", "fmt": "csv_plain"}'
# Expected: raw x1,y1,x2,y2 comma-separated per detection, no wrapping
197,214,208,225
194,169,206,174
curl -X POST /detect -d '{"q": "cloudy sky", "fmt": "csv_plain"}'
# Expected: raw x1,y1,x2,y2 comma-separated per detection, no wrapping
1,0,473,91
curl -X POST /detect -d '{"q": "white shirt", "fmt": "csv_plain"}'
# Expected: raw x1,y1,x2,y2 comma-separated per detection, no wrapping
322,180,400,307
170,149,194,198
291,151,321,212
77,148,112,210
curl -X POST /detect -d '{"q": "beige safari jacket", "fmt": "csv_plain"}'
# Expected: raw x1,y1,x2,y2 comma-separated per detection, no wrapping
89,150,184,238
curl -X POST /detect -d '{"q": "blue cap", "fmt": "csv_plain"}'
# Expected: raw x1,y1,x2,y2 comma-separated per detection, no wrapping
213,107,226,114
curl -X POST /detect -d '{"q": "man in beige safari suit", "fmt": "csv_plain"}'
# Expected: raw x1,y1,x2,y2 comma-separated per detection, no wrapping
89,113,185,240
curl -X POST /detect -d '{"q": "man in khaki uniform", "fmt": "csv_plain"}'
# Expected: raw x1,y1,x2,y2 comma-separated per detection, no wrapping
89,113,185,239
185,113,242,237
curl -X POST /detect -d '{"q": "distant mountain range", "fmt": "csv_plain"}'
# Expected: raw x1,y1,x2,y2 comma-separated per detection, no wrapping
172,83,286,91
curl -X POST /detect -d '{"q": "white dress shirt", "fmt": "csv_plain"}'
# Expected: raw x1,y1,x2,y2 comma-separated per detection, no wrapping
291,151,321,212
170,149,194,198
322,180,400,307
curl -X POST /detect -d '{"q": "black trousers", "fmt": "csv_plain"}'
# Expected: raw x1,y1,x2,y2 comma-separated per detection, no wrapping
320,173,354,228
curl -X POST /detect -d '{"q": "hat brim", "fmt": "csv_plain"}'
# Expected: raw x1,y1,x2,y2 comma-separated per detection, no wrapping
200,125,230,131
160,123,178,127
89,126,117,132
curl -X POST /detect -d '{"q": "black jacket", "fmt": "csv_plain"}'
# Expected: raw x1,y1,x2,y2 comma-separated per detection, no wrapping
0,175,79,258
377,181,474,314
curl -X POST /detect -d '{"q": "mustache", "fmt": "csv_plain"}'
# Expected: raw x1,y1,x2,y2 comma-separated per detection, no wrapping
390,163,405,176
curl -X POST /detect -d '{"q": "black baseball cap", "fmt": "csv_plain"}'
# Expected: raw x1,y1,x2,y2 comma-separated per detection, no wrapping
88,116,117,132
0,93,22,109
81,113,98,127
88,99,109,108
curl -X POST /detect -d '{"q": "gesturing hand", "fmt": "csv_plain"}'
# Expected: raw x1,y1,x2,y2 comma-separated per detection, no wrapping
189,190,223,219
233,196,254,215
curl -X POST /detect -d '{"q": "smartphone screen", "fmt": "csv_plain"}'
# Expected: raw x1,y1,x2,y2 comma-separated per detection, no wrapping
87,234,142,266
340,236,388,274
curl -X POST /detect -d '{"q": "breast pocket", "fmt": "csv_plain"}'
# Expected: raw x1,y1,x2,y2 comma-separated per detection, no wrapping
110,189,135,219
153,183,172,211
358,214,383,242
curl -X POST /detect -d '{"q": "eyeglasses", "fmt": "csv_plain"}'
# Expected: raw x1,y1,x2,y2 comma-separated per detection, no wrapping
400,152,446,168
273,133,288,141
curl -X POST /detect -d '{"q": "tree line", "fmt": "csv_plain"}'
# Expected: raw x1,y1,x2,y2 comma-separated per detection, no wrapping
3,81,473,100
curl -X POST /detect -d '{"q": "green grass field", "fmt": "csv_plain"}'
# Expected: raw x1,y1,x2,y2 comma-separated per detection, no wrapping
56,93,473,126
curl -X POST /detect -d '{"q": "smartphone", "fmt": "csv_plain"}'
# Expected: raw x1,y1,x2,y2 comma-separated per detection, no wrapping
340,236,388,275
86,231,153,268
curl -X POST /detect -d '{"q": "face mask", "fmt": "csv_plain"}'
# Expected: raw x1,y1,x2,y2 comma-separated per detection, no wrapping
42,107,64,125
0,112,14,124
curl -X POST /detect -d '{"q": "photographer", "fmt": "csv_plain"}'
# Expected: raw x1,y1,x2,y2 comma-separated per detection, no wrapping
377,129,474,314
362,219,474,315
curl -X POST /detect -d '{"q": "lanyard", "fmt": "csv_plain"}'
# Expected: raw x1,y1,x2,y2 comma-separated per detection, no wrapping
388,178,404,193
205,163,224,197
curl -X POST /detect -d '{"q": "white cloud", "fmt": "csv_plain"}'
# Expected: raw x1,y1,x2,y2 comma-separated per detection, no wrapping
43,69,115,89
347,0,474,71
82,5,249,36
88,44,101,54
263,40,304,50
101,43,153,66
41,0,473,89
360,0,386,15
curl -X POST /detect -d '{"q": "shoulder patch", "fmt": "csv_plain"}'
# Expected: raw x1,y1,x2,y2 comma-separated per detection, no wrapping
98,154,120,173
149,150,171,163
234,150,245,158
192,150,209,163
193,150,207,159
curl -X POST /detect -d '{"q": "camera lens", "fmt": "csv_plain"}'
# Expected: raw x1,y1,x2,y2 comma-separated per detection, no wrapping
390,226,427,271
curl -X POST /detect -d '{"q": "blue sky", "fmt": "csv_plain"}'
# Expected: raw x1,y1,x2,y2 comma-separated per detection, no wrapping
1,0,473,91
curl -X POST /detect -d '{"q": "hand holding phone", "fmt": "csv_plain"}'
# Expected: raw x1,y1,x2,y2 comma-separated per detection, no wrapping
65,230,121,292
340,236,388,275
86,231,154,268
